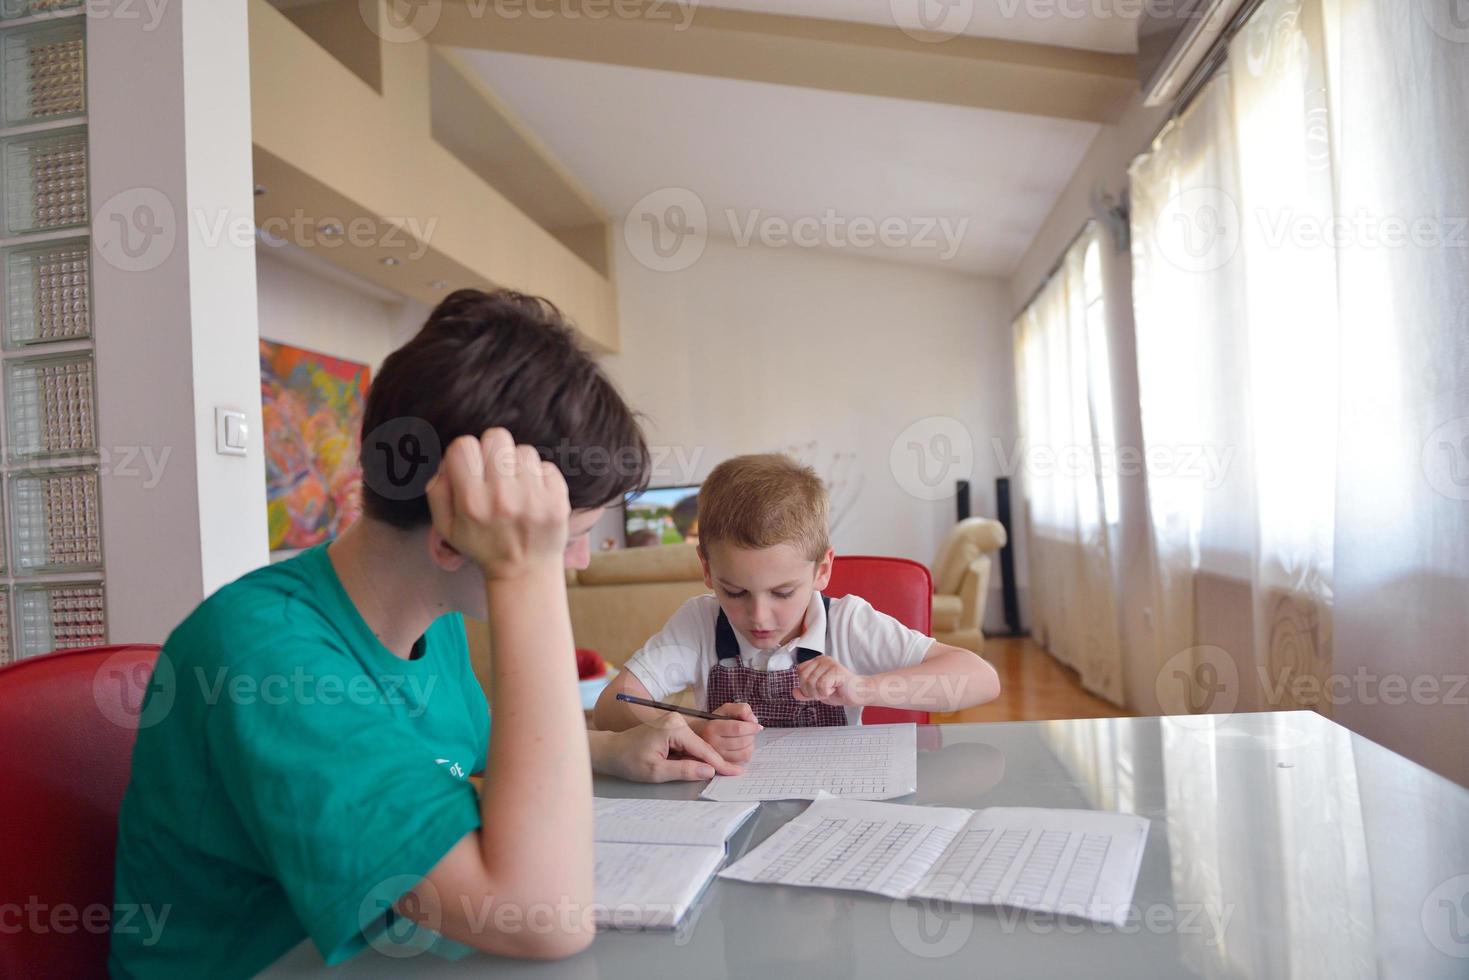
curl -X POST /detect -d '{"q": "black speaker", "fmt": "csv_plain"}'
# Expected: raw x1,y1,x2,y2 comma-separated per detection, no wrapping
996,477,1022,635
956,480,970,522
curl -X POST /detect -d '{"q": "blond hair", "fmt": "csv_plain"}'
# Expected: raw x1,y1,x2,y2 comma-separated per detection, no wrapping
697,454,829,561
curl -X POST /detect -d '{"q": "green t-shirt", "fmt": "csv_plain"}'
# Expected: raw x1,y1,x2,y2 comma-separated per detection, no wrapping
110,544,489,979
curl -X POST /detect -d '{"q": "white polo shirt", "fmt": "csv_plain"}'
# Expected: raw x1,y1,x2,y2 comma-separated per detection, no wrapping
623,591,934,725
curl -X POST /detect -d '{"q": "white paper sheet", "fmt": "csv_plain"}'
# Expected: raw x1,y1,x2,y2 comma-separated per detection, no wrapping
719,797,1150,926
593,842,726,930
719,796,972,897
913,807,1150,927
594,797,757,847
700,724,918,802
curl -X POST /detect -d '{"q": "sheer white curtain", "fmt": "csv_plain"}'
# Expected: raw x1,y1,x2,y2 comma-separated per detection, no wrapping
1131,0,1469,786
1321,0,1469,786
1014,226,1126,705
1131,0,1342,719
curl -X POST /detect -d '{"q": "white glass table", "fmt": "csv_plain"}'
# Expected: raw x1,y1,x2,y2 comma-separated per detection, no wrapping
264,712,1469,978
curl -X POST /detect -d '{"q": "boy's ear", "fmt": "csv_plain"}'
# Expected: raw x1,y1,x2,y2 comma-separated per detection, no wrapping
427,528,468,573
813,548,835,591
697,544,714,590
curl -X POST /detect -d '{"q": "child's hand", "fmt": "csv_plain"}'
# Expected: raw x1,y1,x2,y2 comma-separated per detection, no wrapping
692,703,763,764
793,656,873,706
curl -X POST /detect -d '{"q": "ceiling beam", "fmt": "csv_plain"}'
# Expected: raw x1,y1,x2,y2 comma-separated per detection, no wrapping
249,0,619,350
428,1,1137,124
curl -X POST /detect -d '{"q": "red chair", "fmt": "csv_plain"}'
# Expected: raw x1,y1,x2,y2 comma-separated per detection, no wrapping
825,555,933,726
0,644,161,980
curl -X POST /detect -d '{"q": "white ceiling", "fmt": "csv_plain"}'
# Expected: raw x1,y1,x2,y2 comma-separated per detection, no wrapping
695,0,1141,53
457,51,1101,277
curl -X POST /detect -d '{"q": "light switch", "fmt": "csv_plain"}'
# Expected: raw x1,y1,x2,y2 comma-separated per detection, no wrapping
216,408,248,456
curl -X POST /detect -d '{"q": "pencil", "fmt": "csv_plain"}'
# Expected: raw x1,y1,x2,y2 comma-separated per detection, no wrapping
615,692,725,722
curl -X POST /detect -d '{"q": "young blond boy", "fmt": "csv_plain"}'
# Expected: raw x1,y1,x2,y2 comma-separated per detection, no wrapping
594,454,1001,761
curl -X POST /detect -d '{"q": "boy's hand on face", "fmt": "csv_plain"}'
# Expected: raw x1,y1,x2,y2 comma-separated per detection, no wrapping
691,702,763,764
426,428,570,580
605,714,744,783
794,656,873,707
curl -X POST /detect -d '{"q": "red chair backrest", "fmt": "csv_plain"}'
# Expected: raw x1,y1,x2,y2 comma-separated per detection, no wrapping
0,644,160,980
824,556,932,725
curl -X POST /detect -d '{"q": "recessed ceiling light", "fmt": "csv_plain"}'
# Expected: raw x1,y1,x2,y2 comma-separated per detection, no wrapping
381,257,400,267
429,279,449,289
319,223,343,237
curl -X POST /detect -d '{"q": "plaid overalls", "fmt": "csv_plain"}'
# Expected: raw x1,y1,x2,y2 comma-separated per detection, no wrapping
704,595,849,728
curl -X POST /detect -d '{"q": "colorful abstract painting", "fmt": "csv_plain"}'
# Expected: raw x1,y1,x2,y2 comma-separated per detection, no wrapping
260,340,370,552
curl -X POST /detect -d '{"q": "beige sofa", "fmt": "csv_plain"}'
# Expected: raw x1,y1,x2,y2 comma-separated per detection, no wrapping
466,524,1006,691
466,544,709,695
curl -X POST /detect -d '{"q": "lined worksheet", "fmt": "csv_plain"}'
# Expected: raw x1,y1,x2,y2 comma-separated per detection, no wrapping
911,806,1151,926
700,724,918,802
718,798,972,897
719,796,1150,925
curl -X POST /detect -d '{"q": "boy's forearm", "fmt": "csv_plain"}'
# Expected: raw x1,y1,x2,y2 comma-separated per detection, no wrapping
480,568,594,920
592,672,666,731
863,647,1001,711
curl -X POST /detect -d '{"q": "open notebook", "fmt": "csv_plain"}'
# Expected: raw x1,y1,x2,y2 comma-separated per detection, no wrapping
592,798,757,930
719,796,1149,926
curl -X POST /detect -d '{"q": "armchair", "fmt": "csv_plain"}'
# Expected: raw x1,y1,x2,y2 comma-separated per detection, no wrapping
929,517,1007,654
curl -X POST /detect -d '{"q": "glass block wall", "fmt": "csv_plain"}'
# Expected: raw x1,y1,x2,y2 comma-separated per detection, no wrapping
0,1,103,664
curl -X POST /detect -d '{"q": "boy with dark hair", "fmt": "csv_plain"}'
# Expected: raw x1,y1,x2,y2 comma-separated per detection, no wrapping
111,289,739,978
595,453,1001,761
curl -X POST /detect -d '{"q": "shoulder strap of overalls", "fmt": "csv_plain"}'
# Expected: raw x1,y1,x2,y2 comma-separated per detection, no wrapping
714,595,831,662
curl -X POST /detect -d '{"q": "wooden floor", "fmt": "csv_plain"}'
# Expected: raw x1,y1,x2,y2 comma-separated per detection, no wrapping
932,635,1133,724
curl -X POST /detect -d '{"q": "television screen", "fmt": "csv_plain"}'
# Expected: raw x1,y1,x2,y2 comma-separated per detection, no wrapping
623,484,700,548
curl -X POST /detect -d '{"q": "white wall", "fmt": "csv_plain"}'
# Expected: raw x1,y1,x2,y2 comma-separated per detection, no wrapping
602,234,1017,623
254,247,413,371
91,4,267,643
